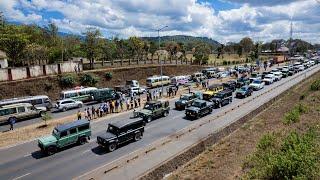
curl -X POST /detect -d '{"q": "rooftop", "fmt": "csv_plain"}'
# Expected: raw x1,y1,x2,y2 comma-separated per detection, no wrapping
110,118,144,128
55,120,90,132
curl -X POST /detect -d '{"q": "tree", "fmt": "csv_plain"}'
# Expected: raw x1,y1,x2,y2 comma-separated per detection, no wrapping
82,28,101,69
216,44,225,59
44,22,59,46
41,112,52,127
165,41,180,64
24,43,48,65
99,39,116,66
149,41,157,63
237,44,243,57
0,25,29,66
193,43,211,65
240,37,254,58
128,37,144,65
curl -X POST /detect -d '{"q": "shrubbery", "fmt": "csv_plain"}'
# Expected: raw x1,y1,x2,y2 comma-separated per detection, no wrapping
80,74,99,86
243,129,320,179
310,79,320,91
59,74,76,88
105,72,113,80
282,104,308,125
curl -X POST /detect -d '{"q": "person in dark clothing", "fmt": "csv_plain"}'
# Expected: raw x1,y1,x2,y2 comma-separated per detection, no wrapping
77,110,82,120
8,117,16,131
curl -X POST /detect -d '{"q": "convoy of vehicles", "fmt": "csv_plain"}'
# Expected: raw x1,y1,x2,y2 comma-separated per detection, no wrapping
38,120,91,155
249,80,265,90
222,80,237,92
170,76,189,86
236,77,250,88
134,100,170,123
97,119,145,152
0,103,46,123
235,86,253,98
91,88,119,102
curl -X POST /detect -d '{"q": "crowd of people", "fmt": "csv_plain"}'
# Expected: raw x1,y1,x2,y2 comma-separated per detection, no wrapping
77,94,142,121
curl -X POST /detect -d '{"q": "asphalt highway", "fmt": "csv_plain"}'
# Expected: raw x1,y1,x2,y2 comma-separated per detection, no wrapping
0,64,318,180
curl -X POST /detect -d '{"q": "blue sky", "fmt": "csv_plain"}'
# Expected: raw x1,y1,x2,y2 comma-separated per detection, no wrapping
0,0,319,43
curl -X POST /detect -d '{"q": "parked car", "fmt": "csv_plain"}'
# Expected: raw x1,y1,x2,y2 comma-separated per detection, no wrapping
129,87,146,96
249,72,262,83
134,100,170,123
235,86,253,98
55,99,83,112
236,77,250,88
96,119,145,152
281,69,289,78
263,74,275,85
222,80,237,92
210,89,233,108
249,80,265,91
175,93,199,110
38,120,91,155
185,100,213,119
0,103,46,123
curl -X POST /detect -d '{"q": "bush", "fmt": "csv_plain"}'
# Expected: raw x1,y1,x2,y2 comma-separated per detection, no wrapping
41,112,52,126
243,129,320,179
80,74,99,86
105,72,113,80
310,79,320,91
59,75,76,88
282,104,308,125
222,60,227,65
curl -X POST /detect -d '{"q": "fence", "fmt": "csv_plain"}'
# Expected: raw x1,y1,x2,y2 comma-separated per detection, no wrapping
0,61,82,82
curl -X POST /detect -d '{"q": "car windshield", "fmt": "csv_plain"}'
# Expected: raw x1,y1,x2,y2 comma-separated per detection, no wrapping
240,87,247,91
253,80,261,84
180,95,190,100
192,101,202,108
215,93,224,98
107,125,118,134
144,104,154,110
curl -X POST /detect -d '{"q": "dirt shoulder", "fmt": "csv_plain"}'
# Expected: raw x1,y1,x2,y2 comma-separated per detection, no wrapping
168,71,320,180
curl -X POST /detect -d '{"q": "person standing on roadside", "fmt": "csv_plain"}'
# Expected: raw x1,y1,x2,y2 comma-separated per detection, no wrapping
8,117,16,131
77,110,82,120
115,100,119,113
87,108,91,121
84,108,88,120
91,106,95,119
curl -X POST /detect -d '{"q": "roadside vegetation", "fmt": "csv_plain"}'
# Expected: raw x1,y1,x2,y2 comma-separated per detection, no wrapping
169,71,320,180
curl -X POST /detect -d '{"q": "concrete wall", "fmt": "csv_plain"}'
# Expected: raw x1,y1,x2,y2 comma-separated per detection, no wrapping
0,59,8,69
0,61,82,82
0,69,8,81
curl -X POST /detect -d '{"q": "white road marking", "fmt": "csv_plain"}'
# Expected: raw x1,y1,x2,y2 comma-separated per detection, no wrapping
12,173,31,180
23,154,30,157
82,150,90,154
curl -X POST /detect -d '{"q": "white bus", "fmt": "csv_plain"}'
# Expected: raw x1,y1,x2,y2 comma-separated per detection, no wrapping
170,76,189,86
146,76,170,88
0,95,52,110
60,87,97,102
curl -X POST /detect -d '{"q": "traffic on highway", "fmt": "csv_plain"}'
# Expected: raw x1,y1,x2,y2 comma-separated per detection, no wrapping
0,57,318,179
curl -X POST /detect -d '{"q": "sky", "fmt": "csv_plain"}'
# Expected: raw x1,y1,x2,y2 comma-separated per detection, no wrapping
0,0,320,44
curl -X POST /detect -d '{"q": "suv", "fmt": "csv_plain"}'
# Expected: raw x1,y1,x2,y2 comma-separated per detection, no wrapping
55,99,83,112
175,93,198,110
222,80,237,92
203,84,224,101
97,119,145,152
134,100,170,123
211,89,233,108
38,120,91,155
236,77,250,88
235,86,253,98
0,103,46,123
185,100,213,119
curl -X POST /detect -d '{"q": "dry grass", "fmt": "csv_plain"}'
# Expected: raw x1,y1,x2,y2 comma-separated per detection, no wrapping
168,71,320,180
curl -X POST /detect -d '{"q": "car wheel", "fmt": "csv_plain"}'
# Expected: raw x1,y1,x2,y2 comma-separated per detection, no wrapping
108,143,117,152
62,107,67,112
39,111,44,117
134,132,142,141
78,136,87,145
218,103,222,108
147,116,152,123
47,146,57,156
163,111,169,117
78,104,83,108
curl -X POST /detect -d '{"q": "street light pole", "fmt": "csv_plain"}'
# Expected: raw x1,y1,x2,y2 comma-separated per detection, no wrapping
156,25,168,97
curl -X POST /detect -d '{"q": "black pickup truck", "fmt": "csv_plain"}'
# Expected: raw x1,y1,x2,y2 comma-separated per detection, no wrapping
210,89,233,108
96,119,145,152
185,99,213,119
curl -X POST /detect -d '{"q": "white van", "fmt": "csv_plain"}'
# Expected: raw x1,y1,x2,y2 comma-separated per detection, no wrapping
191,72,205,82
0,95,52,110
0,103,46,123
171,76,189,86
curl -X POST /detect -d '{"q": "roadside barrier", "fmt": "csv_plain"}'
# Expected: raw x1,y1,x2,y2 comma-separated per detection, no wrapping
78,65,319,180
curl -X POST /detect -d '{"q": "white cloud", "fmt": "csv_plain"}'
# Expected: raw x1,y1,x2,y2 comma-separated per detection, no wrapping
0,0,319,44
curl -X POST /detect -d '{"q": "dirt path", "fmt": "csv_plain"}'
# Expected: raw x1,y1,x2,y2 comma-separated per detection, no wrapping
168,71,320,180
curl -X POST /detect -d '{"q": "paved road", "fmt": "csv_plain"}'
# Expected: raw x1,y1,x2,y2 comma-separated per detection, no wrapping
0,65,317,180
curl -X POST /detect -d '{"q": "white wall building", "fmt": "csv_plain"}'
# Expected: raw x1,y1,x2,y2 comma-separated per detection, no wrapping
0,50,8,68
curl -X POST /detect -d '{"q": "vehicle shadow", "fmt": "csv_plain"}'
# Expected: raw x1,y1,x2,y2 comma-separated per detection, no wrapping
31,150,47,159
91,141,134,156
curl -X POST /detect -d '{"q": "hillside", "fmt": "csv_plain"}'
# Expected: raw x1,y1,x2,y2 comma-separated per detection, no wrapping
141,35,221,47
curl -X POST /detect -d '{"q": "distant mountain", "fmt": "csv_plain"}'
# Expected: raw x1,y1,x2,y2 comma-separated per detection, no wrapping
141,35,221,47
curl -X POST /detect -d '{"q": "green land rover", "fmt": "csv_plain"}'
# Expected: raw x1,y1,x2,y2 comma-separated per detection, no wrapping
38,120,91,155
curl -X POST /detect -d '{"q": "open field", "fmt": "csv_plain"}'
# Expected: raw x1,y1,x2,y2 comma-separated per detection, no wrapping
168,70,320,179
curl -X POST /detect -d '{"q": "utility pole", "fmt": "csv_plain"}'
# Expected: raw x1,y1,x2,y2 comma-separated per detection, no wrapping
156,25,168,97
